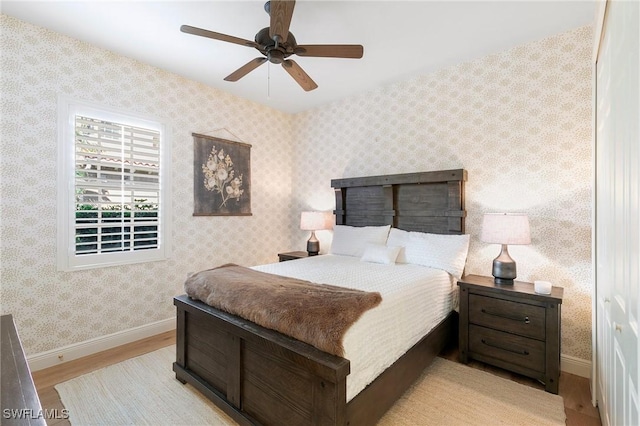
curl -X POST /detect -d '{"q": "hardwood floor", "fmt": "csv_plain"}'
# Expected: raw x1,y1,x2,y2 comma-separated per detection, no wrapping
32,332,600,425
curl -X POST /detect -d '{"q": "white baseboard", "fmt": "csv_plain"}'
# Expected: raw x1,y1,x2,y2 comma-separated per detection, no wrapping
27,317,176,372
561,353,591,378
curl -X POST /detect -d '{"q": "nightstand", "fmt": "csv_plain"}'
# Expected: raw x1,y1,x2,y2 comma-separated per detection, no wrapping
277,251,309,262
458,274,563,394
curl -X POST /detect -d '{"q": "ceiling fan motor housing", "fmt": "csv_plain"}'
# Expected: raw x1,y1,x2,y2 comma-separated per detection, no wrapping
255,27,296,63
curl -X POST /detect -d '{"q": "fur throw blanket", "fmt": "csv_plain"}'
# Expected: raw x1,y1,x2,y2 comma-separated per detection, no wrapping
184,264,382,357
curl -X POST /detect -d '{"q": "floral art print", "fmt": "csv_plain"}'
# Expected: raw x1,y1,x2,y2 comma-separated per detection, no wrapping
193,134,251,216
202,146,244,207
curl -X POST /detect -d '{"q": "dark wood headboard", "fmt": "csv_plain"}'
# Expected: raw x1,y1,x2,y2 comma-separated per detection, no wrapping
331,169,467,234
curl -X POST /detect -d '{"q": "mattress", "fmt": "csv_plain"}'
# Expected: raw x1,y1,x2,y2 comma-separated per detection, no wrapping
253,254,456,401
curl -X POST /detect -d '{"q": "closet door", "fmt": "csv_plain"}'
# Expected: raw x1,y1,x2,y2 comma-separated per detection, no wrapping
595,1,639,425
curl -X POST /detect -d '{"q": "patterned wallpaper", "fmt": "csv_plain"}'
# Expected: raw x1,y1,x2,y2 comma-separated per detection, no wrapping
1,14,593,361
0,15,295,355
292,26,593,360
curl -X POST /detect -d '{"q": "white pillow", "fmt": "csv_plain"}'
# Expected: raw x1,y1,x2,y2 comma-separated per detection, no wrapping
330,225,391,257
387,228,470,278
387,228,411,262
361,244,401,264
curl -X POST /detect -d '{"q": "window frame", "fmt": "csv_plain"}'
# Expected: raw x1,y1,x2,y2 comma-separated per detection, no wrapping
56,97,171,271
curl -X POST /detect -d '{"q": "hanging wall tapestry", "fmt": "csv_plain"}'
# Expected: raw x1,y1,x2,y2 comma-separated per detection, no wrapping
193,133,252,216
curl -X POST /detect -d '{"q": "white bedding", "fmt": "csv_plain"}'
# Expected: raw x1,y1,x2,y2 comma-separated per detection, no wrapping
253,254,456,401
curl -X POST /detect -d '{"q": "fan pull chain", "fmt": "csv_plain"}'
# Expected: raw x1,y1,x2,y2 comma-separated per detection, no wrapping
267,62,271,98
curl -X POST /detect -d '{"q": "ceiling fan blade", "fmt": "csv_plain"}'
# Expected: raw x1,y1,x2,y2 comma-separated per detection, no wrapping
282,59,317,91
269,0,295,43
181,25,259,49
295,44,364,59
224,58,268,82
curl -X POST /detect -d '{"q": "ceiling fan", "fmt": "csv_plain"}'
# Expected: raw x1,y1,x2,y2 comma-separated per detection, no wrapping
180,0,364,92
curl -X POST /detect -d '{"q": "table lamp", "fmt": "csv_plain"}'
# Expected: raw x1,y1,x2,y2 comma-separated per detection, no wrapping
300,211,333,255
481,213,531,284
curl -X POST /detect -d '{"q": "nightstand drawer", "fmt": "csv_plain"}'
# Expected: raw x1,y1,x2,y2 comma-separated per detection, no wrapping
469,325,545,373
469,294,545,340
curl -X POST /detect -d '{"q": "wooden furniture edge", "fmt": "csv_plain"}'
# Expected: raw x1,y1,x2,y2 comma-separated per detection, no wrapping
545,302,562,393
330,169,467,188
1,314,47,426
459,274,564,303
278,251,309,261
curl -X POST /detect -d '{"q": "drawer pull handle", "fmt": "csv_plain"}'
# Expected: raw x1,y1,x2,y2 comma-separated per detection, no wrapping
481,339,530,356
481,308,530,324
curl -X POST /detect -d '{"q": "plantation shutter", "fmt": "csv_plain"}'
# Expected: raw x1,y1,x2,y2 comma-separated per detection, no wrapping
74,115,161,255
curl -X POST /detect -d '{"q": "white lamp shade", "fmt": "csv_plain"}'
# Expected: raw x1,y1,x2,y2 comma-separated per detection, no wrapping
481,213,531,245
300,211,333,231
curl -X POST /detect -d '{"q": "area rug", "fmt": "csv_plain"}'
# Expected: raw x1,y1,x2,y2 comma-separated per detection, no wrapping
55,346,566,425
378,357,566,425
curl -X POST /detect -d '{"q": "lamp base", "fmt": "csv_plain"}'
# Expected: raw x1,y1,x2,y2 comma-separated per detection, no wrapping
492,244,517,285
306,231,319,256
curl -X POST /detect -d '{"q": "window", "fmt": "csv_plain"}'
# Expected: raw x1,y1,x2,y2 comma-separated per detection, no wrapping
57,98,171,270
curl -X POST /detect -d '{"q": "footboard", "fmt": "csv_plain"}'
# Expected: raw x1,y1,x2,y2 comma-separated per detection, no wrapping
174,295,350,426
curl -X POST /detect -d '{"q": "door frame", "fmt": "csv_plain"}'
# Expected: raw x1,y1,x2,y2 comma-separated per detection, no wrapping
591,0,608,408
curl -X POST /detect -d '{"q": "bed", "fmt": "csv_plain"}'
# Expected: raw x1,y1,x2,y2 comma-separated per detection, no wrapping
174,169,467,426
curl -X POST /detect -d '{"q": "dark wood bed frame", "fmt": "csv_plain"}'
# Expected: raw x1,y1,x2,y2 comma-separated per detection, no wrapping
174,169,467,426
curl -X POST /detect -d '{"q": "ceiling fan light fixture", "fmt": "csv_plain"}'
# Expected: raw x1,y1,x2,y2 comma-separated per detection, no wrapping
267,49,285,64
181,0,364,91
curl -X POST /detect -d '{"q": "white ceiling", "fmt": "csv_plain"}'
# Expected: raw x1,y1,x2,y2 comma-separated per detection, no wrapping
2,1,595,114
